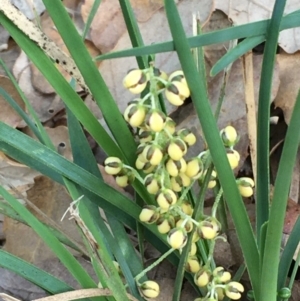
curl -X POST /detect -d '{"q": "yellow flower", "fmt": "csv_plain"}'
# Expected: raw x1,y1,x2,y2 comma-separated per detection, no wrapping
226,149,240,169
178,128,197,146
237,177,255,197
144,174,160,194
167,139,187,161
143,144,163,166
140,280,160,299
165,81,190,106
156,189,177,209
167,228,187,249
123,103,146,127
168,70,188,86
185,256,201,273
146,110,166,132
213,267,231,283
123,69,148,94
139,205,160,224
221,125,238,147
194,268,211,287
156,215,175,234
185,158,204,179
197,220,219,240
225,282,244,300
104,157,122,175
166,158,187,177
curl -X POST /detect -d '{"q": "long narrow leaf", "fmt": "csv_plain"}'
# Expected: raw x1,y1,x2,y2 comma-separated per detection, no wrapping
96,10,300,60
0,186,97,289
260,89,300,300
164,0,260,295
0,250,73,293
256,1,286,247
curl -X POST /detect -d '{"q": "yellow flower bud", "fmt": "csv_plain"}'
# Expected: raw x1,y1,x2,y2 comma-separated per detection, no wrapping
194,269,211,287
170,177,183,192
139,205,160,224
144,174,160,194
165,117,176,134
213,267,231,283
146,110,166,132
104,157,122,175
168,70,188,86
116,174,129,187
167,228,187,249
123,103,146,127
177,128,197,146
140,280,160,299
165,81,190,106
185,158,204,179
221,125,238,147
189,242,197,256
192,231,200,243
138,129,153,143
225,282,244,300
227,149,240,169
167,139,187,160
166,158,187,177
156,215,175,234
123,69,148,94
142,145,163,166
180,200,194,216
176,219,193,233
216,287,225,300
156,189,177,209
237,177,255,197
135,156,146,169
143,162,156,174
197,220,219,240
185,256,201,273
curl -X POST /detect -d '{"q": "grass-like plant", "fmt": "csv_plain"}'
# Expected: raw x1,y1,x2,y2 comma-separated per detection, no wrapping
0,0,299,301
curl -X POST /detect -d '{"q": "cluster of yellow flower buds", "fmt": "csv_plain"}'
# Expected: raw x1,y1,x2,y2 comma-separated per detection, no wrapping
103,67,251,300
193,267,244,300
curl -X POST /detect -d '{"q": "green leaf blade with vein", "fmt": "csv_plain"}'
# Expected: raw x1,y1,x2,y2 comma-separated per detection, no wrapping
0,250,73,293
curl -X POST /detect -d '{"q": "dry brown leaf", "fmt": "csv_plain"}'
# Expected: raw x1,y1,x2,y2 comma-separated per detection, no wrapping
274,52,300,124
3,176,83,266
0,76,26,128
214,0,300,53
13,51,65,122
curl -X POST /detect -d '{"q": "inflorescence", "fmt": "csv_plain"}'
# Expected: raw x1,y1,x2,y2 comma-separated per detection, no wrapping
104,65,254,300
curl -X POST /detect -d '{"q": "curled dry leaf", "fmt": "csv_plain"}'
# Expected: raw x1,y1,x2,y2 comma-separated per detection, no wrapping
214,0,300,53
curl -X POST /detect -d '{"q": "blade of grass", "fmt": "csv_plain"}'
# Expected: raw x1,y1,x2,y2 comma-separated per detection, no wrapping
0,250,73,293
81,0,101,40
256,0,286,247
67,107,143,300
41,0,137,164
0,185,97,289
96,10,300,60
118,0,147,68
277,216,300,293
164,0,260,296
260,89,300,301
210,35,265,76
